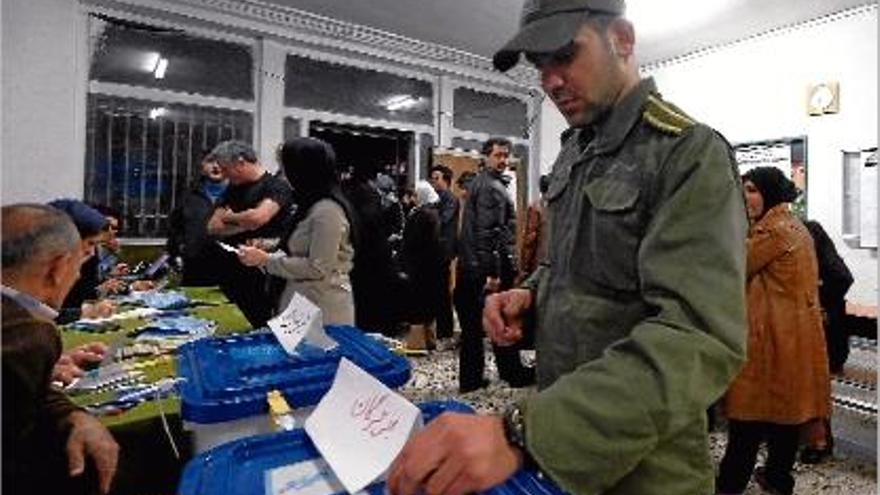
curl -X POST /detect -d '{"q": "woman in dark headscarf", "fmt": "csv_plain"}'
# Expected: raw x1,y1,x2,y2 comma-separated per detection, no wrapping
716,167,830,495
238,138,357,325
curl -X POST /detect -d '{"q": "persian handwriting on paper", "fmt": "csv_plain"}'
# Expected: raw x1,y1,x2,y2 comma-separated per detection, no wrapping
350,393,402,438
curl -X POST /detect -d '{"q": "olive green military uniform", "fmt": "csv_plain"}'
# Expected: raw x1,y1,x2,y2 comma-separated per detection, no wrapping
521,78,748,494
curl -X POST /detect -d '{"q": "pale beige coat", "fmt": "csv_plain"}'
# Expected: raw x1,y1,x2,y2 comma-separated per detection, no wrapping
266,199,355,325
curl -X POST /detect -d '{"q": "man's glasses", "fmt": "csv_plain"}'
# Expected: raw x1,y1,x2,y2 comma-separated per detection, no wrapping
525,42,579,69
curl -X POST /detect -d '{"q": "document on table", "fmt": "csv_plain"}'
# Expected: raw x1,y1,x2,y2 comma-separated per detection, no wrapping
268,292,336,354
304,358,421,494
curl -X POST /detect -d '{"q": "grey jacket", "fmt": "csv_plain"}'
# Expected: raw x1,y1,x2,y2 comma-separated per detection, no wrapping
266,199,355,325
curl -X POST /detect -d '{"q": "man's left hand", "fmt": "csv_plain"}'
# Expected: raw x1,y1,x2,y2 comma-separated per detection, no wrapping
65,411,119,495
387,413,522,495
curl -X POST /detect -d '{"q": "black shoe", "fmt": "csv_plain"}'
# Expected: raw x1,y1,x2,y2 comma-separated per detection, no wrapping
459,379,489,394
800,446,833,464
754,467,792,495
503,367,536,388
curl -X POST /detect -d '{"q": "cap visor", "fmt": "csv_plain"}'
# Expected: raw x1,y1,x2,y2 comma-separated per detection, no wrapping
492,11,587,72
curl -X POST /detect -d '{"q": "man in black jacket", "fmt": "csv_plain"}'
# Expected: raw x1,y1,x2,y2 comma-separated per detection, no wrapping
455,137,534,392
429,164,459,340
168,154,227,286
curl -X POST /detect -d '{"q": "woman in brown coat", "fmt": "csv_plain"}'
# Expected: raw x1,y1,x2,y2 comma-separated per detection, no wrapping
716,167,830,495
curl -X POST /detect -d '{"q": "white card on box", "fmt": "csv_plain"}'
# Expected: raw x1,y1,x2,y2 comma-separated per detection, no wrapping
268,293,331,355
304,358,421,494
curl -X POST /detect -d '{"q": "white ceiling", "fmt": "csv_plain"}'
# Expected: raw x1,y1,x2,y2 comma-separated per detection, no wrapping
259,0,873,66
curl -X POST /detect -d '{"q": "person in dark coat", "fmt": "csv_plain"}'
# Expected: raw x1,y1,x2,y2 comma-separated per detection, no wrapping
429,164,460,340
167,154,227,286
800,219,854,464
343,163,401,334
399,181,445,348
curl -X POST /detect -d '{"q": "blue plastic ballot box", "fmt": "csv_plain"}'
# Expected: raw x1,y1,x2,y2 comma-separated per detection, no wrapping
179,401,567,495
177,325,411,451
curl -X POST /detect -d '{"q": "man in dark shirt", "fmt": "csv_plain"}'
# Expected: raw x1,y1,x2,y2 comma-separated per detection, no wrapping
2,203,119,495
207,140,294,327
429,164,460,340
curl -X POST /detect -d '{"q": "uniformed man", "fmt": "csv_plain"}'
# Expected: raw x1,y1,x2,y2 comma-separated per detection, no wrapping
388,1,748,494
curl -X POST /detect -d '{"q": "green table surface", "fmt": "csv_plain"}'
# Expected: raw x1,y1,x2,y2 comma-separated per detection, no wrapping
59,286,253,494
60,286,251,428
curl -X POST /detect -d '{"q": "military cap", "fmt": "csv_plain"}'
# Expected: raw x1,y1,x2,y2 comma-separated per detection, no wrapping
493,0,625,72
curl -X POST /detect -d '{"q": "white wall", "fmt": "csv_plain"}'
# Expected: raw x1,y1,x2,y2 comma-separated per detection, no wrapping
538,95,566,174
539,6,878,304
2,0,87,203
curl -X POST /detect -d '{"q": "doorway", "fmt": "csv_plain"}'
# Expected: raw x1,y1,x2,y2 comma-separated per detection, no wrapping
309,121,414,189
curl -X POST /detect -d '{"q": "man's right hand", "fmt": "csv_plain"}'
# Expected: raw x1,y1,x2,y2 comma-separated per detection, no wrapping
483,288,532,347
65,411,119,494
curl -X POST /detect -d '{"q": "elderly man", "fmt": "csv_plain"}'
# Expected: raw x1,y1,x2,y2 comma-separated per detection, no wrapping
2,204,119,495
207,140,294,327
388,1,747,494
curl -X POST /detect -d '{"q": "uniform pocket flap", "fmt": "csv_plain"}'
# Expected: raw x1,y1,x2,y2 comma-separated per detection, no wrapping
584,178,640,212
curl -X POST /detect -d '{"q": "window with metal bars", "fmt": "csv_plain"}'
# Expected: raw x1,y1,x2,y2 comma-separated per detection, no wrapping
85,95,253,238
84,15,255,238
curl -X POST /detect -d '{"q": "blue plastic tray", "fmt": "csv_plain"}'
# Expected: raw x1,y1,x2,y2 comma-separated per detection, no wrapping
177,325,411,424
178,401,567,495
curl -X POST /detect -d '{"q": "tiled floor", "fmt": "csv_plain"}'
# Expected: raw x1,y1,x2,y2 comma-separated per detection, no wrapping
398,344,877,494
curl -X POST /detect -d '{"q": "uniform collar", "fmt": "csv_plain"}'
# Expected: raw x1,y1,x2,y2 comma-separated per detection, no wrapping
576,77,657,154
1,284,59,321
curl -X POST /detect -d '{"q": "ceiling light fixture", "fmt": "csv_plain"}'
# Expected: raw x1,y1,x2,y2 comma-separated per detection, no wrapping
384,95,419,111
149,107,167,120
153,57,169,79
626,0,736,38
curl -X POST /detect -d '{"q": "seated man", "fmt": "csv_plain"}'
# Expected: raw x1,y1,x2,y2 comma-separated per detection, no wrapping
49,198,115,323
2,203,119,495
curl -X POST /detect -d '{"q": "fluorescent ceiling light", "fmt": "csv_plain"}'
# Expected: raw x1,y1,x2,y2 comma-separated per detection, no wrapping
149,107,167,120
154,58,169,79
627,0,735,38
385,95,419,111
142,52,161,73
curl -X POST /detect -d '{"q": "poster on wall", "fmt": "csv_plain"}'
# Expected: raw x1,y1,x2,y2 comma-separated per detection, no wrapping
734,137,807,218
859,151,878,248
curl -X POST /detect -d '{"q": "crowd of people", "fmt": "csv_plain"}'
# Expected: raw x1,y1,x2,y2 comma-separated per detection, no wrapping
1,0,870,494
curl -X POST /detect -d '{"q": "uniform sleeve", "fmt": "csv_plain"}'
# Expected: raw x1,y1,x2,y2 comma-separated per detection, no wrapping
266,202,347,281
523,127,748,494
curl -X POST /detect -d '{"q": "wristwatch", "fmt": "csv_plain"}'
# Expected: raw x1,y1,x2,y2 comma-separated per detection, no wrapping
502,404,540,471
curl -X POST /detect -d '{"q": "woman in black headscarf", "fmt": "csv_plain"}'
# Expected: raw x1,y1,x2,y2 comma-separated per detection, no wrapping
717,167,829,495
238,138,357,325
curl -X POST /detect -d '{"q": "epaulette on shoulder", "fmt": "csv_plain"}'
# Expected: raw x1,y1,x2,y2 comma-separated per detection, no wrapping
643,94,696,136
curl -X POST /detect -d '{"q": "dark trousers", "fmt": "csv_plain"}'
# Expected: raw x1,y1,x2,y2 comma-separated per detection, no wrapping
454,272,528,389
218,254,273,328
717,420,800,495
435,261,454,339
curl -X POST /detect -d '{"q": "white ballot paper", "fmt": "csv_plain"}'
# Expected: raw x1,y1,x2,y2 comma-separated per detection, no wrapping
268,293,336,354
216,240,241,254
265,459,366,495
305,358,422,494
